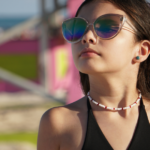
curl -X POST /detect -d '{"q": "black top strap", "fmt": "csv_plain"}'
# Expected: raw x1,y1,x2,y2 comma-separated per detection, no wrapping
82,96,150,150
87,96,92,111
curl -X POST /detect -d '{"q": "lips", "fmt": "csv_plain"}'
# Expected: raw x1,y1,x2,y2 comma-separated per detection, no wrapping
79,48,101,57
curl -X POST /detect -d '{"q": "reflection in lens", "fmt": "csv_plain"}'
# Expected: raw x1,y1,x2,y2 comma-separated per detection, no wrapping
94,14,122,39
62,18,87,42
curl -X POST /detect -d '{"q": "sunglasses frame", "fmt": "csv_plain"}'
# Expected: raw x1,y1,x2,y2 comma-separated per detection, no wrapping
62,13,137,44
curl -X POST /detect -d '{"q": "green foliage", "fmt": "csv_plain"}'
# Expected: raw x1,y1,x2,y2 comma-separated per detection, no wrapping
0,132,38,145
0,54,38,79
0,101,64,110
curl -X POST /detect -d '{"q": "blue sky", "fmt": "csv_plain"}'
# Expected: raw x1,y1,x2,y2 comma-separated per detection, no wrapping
1,0,149,17
0,0,39,17
0,0,67,17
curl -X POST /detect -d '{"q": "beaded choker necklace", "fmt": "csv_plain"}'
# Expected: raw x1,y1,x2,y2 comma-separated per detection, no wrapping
87,89,141,111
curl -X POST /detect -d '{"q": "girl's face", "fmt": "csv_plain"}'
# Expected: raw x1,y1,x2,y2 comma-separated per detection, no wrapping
71,1,139,75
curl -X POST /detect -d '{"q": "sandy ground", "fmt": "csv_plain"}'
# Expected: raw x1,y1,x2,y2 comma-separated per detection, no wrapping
0,92,64,150
0,107,46,150
0,108,46,133
0,91,64,133
0,142,36,150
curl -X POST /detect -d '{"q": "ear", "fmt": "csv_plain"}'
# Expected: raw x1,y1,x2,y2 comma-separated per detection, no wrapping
133,40,150,63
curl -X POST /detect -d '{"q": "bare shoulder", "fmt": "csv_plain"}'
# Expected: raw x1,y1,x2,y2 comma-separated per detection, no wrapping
143,98,150,123
42,96,87,125
37,96,87,150
44,95,87,120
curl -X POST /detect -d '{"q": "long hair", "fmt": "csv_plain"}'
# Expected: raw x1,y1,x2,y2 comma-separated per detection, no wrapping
75,0,150,99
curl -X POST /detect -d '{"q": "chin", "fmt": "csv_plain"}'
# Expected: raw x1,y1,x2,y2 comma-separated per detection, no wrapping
78,66,103,75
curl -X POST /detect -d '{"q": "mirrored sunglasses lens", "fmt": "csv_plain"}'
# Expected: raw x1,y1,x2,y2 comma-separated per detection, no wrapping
62,18,87,42
94,15,122,39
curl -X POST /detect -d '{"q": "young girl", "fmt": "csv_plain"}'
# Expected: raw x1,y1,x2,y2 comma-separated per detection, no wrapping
37,0,150,149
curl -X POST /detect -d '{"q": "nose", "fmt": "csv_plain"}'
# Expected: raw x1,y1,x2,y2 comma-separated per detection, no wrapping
81,26,97,45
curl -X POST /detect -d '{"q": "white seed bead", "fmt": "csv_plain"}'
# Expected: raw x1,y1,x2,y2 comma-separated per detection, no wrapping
137,99,140,103
93,101,98,105
88,96,92,101
131,103,136,107
116,108,122,110
87,89,141,111
99,104,105,108
107,107,113,110
123,107,130,110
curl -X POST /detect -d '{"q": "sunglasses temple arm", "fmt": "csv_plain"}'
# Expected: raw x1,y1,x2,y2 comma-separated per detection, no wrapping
122,27,136,35
126,20,137,33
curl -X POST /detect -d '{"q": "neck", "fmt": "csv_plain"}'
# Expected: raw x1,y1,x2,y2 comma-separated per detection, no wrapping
89,73,139,109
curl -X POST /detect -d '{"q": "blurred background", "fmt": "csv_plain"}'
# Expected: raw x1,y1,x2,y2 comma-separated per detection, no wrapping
0,0,84,149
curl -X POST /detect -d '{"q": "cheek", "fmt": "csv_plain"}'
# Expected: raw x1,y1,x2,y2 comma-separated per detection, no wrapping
71,44,77,60
71,32,135,73
103,31,135,54
71,44,98,73
101,37,134,67
71,44,80,69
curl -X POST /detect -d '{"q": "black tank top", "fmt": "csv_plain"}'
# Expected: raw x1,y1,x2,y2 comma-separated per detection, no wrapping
82,96,150,150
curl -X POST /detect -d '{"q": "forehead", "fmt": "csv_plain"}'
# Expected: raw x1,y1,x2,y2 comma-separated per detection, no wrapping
78,1,127,22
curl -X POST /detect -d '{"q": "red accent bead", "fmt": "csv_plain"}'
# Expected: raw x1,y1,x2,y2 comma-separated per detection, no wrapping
97,103,99,106
87,90,141,111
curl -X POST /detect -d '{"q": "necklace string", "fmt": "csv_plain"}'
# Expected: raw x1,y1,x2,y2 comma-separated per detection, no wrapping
87,89,141,111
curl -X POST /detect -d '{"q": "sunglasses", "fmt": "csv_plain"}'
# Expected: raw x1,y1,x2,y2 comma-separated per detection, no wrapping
62,14,137,43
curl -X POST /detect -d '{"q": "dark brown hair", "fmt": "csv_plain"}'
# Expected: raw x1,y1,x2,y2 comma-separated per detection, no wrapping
75,0,150,100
